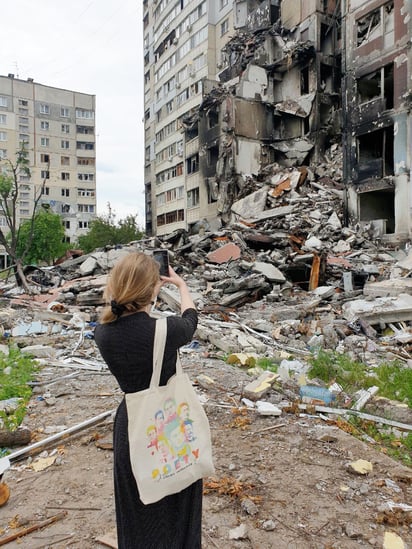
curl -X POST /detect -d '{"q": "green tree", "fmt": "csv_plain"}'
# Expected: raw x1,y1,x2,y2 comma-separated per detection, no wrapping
0,144,48,291
77,214,144,253
16,208,68,265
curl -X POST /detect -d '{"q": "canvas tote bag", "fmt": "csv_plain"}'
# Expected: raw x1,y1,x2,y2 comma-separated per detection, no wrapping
126,317,215,505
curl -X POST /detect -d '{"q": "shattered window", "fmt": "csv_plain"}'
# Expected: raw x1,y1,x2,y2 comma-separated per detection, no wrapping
357,2,394,47
357,8,381,46
187,187,199,208
186,153,199,174
208,110,219,128
357,70,381,103
357,126,394,180
357,64,394,109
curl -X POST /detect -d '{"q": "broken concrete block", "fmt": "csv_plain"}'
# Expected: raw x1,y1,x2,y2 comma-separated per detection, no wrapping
243,371,278,400
363,278,412,297
79,256,98,275
229,523,248,540
326,211,342,229
302,236,323,251
333,239,351,253
251,261,286,283
383,531,406,549
20,345,57,359
206,242,241,264
347,459,373,475
226,353,257,367
342,293,412,324
231,187,268,219
311,286,336,299
256,401,282,416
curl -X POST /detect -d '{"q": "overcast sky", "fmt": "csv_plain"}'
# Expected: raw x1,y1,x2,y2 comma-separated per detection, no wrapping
3,0,145,225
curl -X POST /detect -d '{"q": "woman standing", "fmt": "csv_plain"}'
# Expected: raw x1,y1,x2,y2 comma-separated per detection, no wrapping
94,252,201,549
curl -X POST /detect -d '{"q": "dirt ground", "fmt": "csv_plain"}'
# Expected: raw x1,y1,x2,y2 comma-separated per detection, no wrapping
1,337,411,549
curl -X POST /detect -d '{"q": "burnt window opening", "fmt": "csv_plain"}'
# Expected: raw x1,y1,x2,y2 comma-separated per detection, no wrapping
301,67,310,94
357,8,380,46
206,177,218,204
359,189,395,233
186,121,199,141
208,145,219,170
208,109,219,129
357,2,394,47
357,64,394,109
357,126,394,181
186,153,199,174
320,23,334,56
320,64,334,94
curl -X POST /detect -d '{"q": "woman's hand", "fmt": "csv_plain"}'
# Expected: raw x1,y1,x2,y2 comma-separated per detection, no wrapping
160,266,185,288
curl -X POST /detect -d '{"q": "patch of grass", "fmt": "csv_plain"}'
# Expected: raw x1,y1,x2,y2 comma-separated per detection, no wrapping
307,350,372,392
349,417,412,468
307,350,412,407
373,362,412,406
256,357,278,373
0,346,39,431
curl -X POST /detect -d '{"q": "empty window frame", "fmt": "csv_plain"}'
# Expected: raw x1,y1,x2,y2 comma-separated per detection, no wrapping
186,153,199,174
357,2,394,47
357,126,394,181
187,187,199,208
357,64,394,109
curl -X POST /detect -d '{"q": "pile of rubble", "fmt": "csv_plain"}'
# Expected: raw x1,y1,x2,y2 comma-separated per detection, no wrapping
1,157,411,408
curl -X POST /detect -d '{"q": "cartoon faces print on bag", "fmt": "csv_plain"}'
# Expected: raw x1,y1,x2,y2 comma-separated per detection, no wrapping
146,400,199,480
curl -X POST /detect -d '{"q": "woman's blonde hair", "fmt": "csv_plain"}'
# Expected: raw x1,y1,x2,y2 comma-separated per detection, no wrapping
100,252,160,323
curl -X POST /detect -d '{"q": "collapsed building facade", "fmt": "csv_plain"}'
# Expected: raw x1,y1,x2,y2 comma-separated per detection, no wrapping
343,0,412,240
145,0,412,242
196,0,342,226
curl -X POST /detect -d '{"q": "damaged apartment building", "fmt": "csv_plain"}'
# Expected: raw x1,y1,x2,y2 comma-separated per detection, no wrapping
343,0,412,240
144,0,412,240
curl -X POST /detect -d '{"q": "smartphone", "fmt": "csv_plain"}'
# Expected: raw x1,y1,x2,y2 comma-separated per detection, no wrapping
153,249,169,277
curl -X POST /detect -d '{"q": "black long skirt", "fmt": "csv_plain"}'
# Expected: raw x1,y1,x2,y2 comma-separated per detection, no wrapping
113,399,203,549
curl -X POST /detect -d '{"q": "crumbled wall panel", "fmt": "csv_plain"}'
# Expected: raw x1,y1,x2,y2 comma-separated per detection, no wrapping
234,99,274,140
235,139,262,175
302,0,321,20
237,65,268,101
281,0,302,28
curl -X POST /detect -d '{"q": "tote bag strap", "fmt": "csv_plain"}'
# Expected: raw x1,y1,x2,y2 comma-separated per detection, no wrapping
150,317,185,388
150,317,167,389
